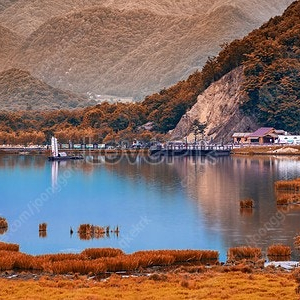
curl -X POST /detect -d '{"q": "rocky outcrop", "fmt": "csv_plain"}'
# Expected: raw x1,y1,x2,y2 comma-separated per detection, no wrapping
171,67,257,143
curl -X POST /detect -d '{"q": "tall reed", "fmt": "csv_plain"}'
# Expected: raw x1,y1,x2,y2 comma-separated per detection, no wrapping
0,217,8,234
227,246,262,261
267,244,291,261
239,198,254,209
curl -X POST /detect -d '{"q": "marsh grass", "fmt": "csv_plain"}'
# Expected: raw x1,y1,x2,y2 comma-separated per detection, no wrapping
78,224,106,240
39,223,47,231
0,243,219,275
267,244,291,261
0,217,8,234
0,242,19,252
227,246,262,261
294,234,300,249
81,248,124,259
275,178,300,191
276,191,300,205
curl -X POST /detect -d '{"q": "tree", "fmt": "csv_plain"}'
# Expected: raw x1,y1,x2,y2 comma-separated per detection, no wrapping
191,120,206,143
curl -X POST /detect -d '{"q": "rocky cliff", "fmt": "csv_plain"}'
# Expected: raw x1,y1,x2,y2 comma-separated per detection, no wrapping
171,67,257,143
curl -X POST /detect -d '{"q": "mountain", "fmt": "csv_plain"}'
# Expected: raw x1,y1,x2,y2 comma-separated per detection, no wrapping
171,67,257,142
0,0,294,101
172,0,300,141
0,68,95,111
0,25,23,67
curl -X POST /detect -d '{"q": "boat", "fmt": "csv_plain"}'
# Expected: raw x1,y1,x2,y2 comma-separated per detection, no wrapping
48,137,84,161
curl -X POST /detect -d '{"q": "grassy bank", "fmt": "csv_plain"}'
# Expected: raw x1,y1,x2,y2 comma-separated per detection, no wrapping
0,269,298,300
232,145,300,155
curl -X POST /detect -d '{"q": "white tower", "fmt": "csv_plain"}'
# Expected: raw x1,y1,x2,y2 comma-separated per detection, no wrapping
51,136,59,157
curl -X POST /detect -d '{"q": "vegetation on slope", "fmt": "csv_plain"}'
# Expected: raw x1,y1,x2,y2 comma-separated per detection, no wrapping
0,1,299,144
1,1,292,99
0,68,95,111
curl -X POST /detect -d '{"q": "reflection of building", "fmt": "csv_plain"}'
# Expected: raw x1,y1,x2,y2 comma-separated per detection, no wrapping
233,127,286,144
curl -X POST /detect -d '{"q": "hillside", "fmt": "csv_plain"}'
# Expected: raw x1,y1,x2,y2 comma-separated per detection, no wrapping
0,25,23,67
171,67,257,142
172,0,300,141
0,68,95,111
0,0,294,100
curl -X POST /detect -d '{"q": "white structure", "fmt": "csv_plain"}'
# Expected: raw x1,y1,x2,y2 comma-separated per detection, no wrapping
51,136,59,157
277,135,300,144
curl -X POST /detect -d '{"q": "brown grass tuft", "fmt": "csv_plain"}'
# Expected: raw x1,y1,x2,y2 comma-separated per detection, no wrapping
0,217,8,234
267,244,291,260
39,223,47,231
0,242,19,252
227,246,262,261
275,178,300,191
240,198,254,209
81,248,124,259
77,224,106,240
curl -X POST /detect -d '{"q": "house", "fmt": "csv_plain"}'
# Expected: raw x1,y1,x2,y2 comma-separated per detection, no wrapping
246,127,276,144
232,133,250,144
232,127,287,145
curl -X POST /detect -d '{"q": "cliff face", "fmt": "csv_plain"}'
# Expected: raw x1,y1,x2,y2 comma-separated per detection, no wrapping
171,67,257,143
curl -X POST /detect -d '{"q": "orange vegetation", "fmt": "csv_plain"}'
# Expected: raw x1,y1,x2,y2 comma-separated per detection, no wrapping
0,243,219,275
267,244,292,261
0,270,298,300
227,246,262,261
239,198,254,209
0,217,8,234
275,178,300,192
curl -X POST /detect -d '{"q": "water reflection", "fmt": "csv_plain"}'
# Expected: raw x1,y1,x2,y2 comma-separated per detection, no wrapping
1,154,300,261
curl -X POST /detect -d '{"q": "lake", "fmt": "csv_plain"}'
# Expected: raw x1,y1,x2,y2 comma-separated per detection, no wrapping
1,153,300,262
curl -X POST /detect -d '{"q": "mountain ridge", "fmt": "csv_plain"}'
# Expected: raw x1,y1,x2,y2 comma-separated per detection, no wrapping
0,68,95,111
0,0,294,101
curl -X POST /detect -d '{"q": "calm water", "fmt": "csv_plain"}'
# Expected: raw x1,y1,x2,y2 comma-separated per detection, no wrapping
1,153,300,262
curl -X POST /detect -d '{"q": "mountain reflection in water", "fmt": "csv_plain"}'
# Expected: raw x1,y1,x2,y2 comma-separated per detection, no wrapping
1,154,300,262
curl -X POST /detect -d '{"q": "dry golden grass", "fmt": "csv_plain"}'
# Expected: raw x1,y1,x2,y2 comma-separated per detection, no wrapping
267,244,292,261
0,271,298,300
227,246,262,261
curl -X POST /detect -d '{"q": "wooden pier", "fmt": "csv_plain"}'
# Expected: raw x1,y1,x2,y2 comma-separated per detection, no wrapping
149,144,232,157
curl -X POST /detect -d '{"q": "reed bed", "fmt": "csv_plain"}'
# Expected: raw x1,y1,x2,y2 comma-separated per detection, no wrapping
0,251,42,271
133,250,219,264
240,198,254,209
0,244,220,275
77,224,106,240
276,191,300,205
39,223,47,231
227,246,262,261
0,241,19,252
274,178,300,191
81,248,124,259
0,217,8,234
267,244,291,260
294,235,300,250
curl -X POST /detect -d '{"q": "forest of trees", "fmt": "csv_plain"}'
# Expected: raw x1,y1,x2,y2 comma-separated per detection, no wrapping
0,1,299,144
